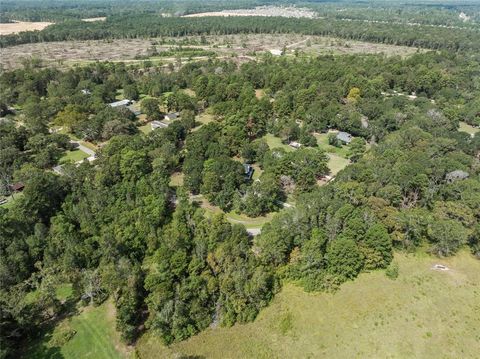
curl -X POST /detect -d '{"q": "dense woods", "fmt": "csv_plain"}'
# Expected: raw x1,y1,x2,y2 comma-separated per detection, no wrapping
1,48,479,357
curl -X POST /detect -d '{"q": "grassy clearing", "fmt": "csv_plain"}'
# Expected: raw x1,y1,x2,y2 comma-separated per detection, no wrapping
27,300,129,359
327,153,350,175
139,123,153,134
59,149,89,164
195,195,274,229
459,121,479,136
263,133,294,152
314,132,350,157
169,172,184,187
251,163,263,180
0,192,23,209
137,250,480,359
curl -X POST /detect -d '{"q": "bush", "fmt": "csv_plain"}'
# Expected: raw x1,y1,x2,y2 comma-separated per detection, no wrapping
385,261,399,280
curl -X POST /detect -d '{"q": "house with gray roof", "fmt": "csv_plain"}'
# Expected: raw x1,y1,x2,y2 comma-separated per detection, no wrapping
336,131,353,144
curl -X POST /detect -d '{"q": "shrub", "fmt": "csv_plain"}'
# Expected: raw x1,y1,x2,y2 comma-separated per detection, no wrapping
385,261,399,280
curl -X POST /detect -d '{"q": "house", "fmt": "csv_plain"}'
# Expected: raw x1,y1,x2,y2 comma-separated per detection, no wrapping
244,164,254,180
445,170,469,183
9,182,24,192
109,99,132,108
269,49,283,56
336,131,353,144
165,112,180,121
151,121,169,130
81,89,91,95
289,141,301,149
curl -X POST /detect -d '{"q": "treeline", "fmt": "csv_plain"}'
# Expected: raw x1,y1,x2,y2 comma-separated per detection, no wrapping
1,51,479,357
0,0,268,22
1,14,480,52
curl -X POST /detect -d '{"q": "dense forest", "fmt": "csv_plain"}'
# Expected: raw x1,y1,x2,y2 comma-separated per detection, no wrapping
2,0,479,25
1,46,479,357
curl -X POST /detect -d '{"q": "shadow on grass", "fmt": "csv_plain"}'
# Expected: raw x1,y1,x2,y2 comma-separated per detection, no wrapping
24,297,79,359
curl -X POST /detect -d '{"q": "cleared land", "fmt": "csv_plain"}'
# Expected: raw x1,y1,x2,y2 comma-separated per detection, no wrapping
82,17,106,22
0,21,53,35
137,250,480,359
0,34,422,69
183,6,317,19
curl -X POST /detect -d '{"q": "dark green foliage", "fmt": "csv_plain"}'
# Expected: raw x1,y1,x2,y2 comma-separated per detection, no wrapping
326,238,364,281
201,157,244,211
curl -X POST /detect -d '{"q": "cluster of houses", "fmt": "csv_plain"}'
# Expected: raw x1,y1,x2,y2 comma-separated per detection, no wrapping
107,98,181,131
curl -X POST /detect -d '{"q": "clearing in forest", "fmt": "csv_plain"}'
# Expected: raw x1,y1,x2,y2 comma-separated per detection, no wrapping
0,21,53,35
0,34,421,69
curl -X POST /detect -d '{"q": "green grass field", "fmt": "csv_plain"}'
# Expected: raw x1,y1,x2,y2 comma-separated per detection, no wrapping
137,250,480,359
459,121,479,136
314,132,350,157
139,123,153,134
59,149,90,164
263,133,294,152
327,153,350,175
27,300,129,359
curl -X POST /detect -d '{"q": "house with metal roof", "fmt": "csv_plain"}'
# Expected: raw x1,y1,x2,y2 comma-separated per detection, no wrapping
336,131,353,144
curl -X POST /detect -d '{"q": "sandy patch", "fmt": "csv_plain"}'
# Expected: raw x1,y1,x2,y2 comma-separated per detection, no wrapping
184,6,317,19
81,17,106,22
0,21,53,35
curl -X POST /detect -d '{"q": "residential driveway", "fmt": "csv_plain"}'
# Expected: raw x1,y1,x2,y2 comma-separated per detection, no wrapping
72,141,95,156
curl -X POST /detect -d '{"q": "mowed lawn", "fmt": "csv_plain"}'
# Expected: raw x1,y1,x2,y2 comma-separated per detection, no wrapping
59,149,89,164
27,300,130,359
137,250,480,359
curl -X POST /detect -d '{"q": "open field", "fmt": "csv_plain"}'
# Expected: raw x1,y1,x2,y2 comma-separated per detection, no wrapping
0,34,422,69
459,121,479,136
263,133,294,152
327,153,350,175
137,250,480,359
27,300,129,359
0,21,53,35
183,6,317,19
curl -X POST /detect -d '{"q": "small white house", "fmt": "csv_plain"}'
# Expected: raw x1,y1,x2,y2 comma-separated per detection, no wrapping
289,141,301,149
109,99,132,108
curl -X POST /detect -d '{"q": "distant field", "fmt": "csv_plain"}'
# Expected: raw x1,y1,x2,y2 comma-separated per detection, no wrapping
183,6,317,19
0,21,52,35
0,34,422,69
137,250,480,359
